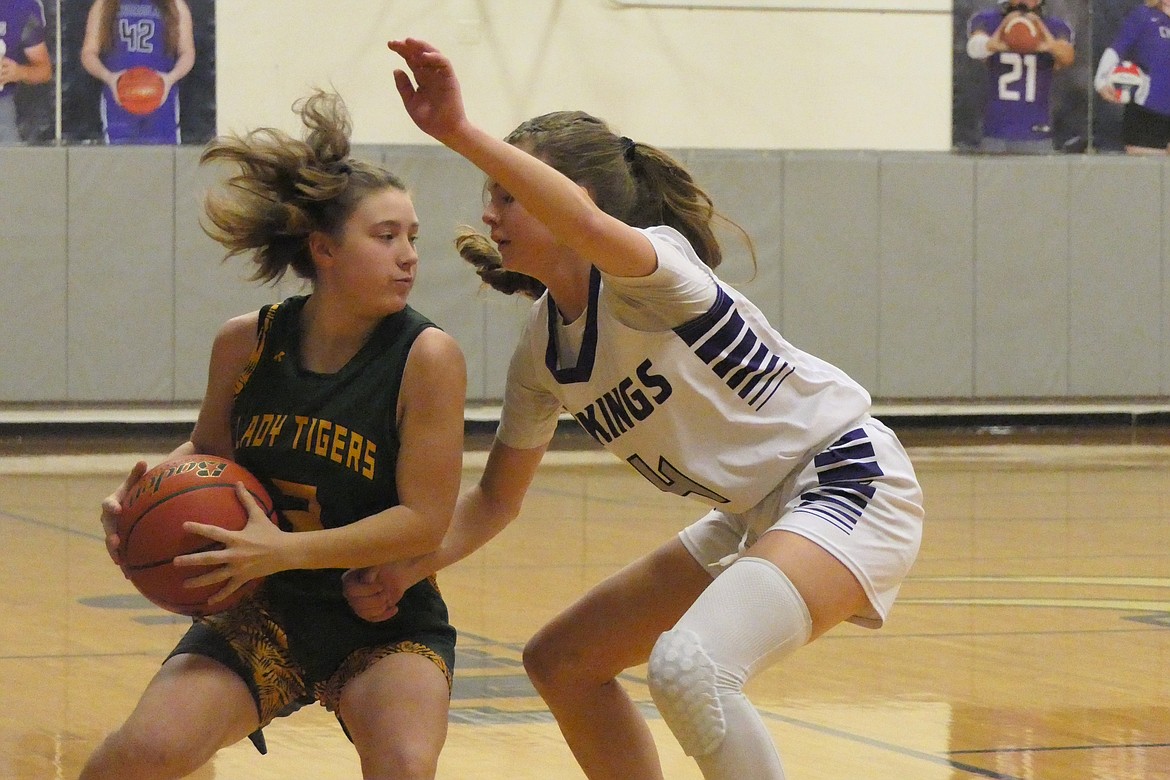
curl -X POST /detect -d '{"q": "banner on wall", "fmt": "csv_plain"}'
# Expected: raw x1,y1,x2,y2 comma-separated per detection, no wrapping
1,0,56,144
953,0,1092,154
1090,0,1148,153
953,0,1152,154
611,0,950,9
61,0,215,145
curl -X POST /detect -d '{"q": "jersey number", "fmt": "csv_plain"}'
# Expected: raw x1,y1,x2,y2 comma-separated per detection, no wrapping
270,478,325,532
627,455,729,504
118,19,157,54
998,53,1038,103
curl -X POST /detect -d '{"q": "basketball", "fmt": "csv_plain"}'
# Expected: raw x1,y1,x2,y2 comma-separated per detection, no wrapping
116,66,165,116
1108,61,1148,104
117,455,278,616
1001,15,1041,54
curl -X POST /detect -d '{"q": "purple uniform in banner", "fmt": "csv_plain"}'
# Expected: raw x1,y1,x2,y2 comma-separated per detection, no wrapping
968,7,1073,142
0,0,47,100
1109,5,1170,116
100,2,179,144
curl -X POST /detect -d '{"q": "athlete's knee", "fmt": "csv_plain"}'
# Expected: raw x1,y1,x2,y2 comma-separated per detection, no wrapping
523,625,593,694
647,558,814,758
647,627,729,757
81,724,206,780
358,741,441,780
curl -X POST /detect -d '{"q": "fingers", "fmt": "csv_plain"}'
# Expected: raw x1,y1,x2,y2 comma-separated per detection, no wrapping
179,520,230,547
121,460,149,491
205,581,240,606
104,460,148,519
234,481,262,512
180,563,230,589
342,565,401,622
363,604,400,622
393,68,416,103
343,578,384,600
388,37,434,59
105,535,125,569
234,482,277,527
387,38,448,78
350,595,400,623
100,500,120,539
100,460,149,565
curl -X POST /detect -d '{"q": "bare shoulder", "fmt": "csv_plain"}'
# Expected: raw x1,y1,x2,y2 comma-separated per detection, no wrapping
410,327,466,369
210,311,262,366
398,327,467,436
403,327,467,398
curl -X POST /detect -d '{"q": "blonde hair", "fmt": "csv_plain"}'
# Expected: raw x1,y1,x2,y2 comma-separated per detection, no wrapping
200,90,407,284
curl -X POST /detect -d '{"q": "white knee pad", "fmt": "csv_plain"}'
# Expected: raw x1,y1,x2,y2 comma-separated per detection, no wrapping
647,628,726,756
647,557,812,760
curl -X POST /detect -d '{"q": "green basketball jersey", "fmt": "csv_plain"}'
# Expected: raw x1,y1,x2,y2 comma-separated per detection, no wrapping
232,294,438,610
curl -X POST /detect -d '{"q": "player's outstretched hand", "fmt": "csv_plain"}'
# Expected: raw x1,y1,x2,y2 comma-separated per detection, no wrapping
99,460,148,567
387,38,469,145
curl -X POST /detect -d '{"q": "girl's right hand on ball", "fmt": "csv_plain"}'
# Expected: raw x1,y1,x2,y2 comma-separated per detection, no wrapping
100,460,147,567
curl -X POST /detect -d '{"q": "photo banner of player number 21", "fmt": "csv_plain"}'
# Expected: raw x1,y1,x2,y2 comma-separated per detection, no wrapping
953,0,1151,154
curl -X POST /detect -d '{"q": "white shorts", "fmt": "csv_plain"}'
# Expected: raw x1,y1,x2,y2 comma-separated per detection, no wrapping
679,417,923,628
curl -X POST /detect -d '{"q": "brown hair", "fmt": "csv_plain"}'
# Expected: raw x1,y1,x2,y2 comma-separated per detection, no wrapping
200,90,407,284
457,110,754,299
97,0,181,58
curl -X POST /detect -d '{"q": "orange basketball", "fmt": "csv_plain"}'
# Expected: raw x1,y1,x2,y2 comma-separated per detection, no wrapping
116,66,165,116
117,455,278,616
1002,15,1041,54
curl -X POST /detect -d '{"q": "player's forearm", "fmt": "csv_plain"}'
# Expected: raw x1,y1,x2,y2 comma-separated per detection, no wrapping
1049,39,1075,69
79,50,113,83
425,485,522,572
285,506,448,572
15,58,52,85
446,123,602,251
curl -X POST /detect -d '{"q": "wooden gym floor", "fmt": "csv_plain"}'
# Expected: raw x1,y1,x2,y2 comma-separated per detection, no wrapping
2,417,1169,779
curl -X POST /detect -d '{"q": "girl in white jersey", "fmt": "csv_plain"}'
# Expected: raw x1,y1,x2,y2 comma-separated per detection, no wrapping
347,37,925,780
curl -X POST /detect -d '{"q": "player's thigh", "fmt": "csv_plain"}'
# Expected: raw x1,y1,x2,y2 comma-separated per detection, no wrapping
120,653,259,753
747,530,869,640
529,536,711,676
340,652,450,770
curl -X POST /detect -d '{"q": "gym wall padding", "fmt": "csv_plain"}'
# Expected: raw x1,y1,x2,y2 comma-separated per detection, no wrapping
1,146,1167,404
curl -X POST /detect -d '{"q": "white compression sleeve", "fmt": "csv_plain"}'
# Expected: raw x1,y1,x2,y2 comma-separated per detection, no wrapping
647,556,812,780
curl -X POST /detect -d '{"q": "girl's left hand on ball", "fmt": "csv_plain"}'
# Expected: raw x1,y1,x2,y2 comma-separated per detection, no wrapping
174,482,287,605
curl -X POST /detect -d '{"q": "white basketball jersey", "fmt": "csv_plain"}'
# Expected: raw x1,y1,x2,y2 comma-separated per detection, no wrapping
499,226,873,514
